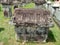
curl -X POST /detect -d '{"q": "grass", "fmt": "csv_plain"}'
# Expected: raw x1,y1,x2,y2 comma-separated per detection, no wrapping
0,3,60,45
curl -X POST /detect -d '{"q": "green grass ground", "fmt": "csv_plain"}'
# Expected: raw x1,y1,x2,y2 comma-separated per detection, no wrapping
0,3,60,45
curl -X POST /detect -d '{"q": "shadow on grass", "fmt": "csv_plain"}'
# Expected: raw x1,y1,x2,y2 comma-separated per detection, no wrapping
47,30,56,42
0,28,4,32
53,17,60,29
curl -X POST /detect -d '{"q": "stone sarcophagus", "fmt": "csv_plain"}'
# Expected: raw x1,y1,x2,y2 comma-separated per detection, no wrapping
18,0,46,5
12,0,46,7
12,8,53,42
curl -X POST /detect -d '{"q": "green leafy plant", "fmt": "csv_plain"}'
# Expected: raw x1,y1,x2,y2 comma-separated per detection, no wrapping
0,6,2,11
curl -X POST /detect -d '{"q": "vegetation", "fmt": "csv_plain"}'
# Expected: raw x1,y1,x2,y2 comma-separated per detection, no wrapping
47,0,54,2
0,4,2,11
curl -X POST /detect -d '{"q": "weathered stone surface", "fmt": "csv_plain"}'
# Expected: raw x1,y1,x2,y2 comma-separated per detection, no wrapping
0,0,46,5
13,8,52,27
15,26,49,42
4,8,9,17
3,5,12,17
33,0,46,5
19,0,46,5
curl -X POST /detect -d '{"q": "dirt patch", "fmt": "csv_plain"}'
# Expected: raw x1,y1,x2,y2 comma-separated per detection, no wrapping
0,42,4,45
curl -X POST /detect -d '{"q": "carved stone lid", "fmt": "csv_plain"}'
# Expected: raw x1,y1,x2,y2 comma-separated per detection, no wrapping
13,8,51,27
